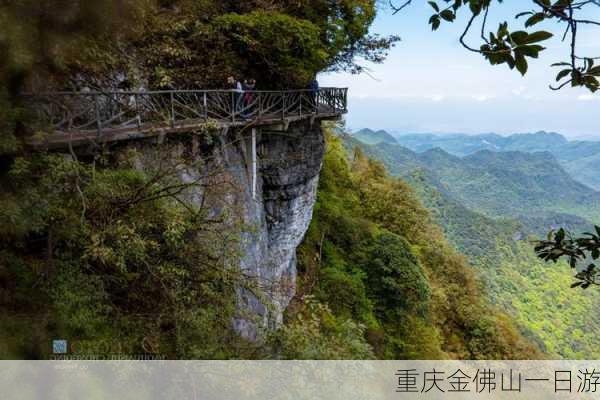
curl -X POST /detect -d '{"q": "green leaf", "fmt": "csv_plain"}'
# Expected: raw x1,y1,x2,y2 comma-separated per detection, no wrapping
518,44,544,58
515,11,533,19
589,66,600,76
556,69,571,81
515,53,528,75
428,1,439,12
510,31,528,45
586,58,594,69
440,10,455,22
523,31,553,44
525,13,545,28
570,257,577,268
430,15,441,30
469,0,483,15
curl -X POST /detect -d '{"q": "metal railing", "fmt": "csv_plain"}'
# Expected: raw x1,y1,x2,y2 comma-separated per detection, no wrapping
22,88,348,138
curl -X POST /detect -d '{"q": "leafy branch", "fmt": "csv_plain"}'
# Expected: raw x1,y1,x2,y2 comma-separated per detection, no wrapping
390,0,600,92
535,227,600,289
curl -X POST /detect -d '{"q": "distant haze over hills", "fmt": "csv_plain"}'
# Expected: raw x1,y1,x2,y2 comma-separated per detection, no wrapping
351,128,397,145
347,135,599,224
350,129,600,191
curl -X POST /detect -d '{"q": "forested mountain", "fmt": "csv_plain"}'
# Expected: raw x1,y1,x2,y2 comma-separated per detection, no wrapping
351,128,397,145
346,129,600,358
384,130,600,190
346,135,600,228
293,129,540,359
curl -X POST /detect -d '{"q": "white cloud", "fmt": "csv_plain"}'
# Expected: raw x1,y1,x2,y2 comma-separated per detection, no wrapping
512,86,527,96
578,94,600,101
472,94,495,102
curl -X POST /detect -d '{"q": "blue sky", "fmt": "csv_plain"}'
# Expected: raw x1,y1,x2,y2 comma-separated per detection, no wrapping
320,1,600,139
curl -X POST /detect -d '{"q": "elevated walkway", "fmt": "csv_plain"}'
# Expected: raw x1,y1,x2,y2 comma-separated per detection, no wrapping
22,88,348,149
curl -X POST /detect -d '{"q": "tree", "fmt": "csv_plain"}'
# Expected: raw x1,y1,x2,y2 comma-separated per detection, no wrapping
391,0,600,92
363,232,431,318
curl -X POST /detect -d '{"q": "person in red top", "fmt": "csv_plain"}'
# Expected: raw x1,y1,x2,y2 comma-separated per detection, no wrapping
242,79,256,118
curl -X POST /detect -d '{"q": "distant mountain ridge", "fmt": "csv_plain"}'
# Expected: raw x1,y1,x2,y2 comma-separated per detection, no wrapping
350,128,397,145
344,134,600,231
356,129,600,190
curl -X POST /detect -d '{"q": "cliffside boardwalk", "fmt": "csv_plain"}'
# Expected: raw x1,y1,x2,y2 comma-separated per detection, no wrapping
23,88,348,149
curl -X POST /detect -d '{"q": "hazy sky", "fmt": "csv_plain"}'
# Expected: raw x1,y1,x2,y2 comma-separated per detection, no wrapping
320,1,600,139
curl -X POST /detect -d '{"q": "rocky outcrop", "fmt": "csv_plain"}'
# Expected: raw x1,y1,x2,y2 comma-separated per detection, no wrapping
129,120,325,340
234,121,325,340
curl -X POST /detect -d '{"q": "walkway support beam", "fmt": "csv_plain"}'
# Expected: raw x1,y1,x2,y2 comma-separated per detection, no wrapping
251,128,257,200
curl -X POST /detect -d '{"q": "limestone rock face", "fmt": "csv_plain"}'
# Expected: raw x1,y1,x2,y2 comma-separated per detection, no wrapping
131,120,325,340
234,121,325,340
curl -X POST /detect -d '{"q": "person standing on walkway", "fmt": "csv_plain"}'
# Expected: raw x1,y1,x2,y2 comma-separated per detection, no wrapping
243,79,256,117
227,76,244,116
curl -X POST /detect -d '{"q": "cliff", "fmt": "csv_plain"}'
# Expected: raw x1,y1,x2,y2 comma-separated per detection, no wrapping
126,120,325,340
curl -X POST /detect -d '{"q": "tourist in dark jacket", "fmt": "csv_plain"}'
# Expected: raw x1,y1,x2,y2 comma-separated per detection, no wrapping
309,77,319,112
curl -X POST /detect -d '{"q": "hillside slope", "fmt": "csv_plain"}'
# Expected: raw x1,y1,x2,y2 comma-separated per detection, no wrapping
404,170,600,358
293,129,540,359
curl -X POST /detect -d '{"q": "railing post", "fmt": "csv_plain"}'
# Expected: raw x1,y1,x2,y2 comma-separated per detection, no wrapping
203,92,208,121
231,91,235,123
94,94,102,139
135,94,141,128
344,88,348,112
170,91,175,128
251,127,257,200
258,92,263,119
282,92,286,121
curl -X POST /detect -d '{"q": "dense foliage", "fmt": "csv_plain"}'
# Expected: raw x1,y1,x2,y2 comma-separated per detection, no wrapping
1,0,397,90
293,128,540,359
0,147,258,358
0,0,398,154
